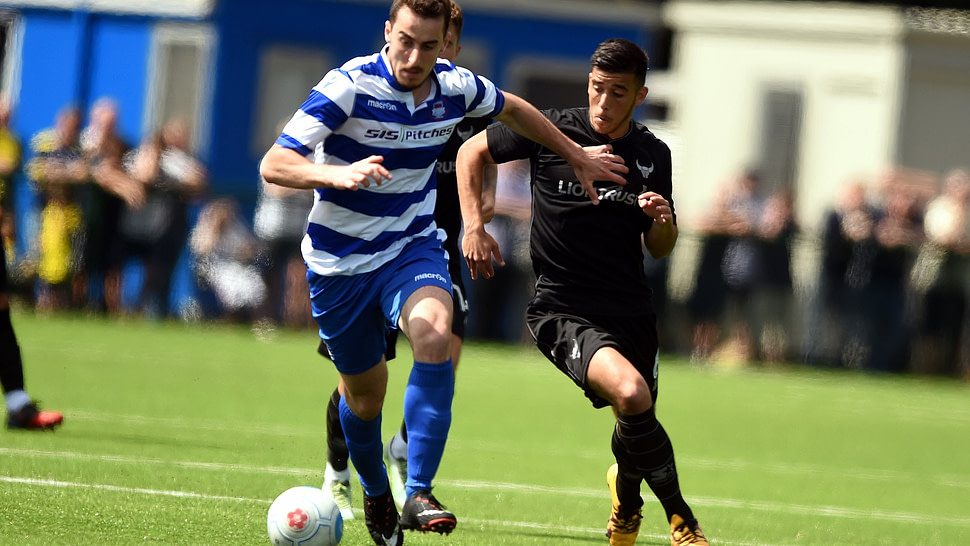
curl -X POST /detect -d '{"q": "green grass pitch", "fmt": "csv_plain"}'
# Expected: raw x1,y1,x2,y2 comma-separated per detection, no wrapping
2,312,969,545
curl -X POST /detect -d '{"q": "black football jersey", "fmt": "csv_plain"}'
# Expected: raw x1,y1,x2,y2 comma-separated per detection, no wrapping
486,107,674,316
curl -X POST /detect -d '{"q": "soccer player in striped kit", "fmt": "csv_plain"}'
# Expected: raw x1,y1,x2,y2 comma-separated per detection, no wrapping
259,1,625,543
321,0,496,523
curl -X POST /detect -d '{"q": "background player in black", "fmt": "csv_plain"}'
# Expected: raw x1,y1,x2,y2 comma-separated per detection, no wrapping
457,38,709,546
321,0,497,517
0,99,64,429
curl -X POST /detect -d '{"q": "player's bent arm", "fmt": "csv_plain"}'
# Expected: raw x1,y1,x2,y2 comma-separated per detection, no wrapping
456,131,504,280
493,92,626,204
644,219,678,259
456,131,492,235
259,144,389,191
481,164,498,223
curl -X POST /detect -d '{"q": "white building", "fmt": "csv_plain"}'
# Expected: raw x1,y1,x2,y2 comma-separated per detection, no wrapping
662,0,970,291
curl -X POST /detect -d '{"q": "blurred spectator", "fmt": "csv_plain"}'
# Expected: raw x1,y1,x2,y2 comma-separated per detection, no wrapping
26,105,88,311
252,176,312,328
119,118,206,319
847,172,925,373
0,98,29,300
751,188,798,363
466,158,532,344
81,97,144,314
189,197,267,323
911,168,970,376
687,170,763,364
715,170,763,363
803,180,874,367
35,183,82,311
686,204,730,361
0,98,20,222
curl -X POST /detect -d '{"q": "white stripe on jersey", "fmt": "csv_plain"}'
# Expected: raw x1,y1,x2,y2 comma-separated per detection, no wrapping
277,46,503,277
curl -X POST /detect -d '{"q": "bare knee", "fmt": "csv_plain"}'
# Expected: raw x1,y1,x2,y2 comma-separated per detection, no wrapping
406,320,451,363
343,392,384,421
340,363,388,421
587,348,654,415
611,377,653,415
400,286,453,363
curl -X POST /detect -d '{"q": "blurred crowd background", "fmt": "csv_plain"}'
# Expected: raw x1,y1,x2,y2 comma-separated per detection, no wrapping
0,0,968,380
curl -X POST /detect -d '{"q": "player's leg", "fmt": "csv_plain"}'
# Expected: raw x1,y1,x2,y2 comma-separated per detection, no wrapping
338,360,403,545
324,329,400,517
323,373,354,519
386,279,466,508
378,247,456,533
396,285,456,534
308,270,401,545
1,235,62,431
588,348,708,545
528,310,646,544
526,309,707,545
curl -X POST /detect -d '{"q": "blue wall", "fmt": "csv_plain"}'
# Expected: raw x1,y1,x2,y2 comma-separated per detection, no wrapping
205,0,654,196
16,10,149,149
86,16,150,145
206,0,393,195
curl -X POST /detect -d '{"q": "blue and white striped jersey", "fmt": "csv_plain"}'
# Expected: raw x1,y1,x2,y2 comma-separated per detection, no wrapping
276,46,505,277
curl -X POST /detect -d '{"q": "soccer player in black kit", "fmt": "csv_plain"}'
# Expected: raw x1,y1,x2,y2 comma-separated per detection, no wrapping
457,38,709,546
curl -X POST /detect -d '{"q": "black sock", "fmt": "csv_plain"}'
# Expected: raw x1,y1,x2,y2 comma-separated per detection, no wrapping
326,388,349,471
399,418,407,443
612,408,693,522
0,308,25,394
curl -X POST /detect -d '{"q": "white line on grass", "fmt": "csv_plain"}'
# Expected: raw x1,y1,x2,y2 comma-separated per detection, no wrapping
0,475,768,546
4,448,970,529
60,410,970,491
0,475,257,503
6,442,969,492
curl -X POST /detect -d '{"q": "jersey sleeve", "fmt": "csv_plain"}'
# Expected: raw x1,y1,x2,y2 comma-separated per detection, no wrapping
485,120,541,164
276,69,356,158
456,66,504,120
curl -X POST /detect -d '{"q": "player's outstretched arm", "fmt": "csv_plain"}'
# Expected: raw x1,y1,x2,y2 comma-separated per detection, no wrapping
457,131,504,280
260,144,390,191
493,91,627,204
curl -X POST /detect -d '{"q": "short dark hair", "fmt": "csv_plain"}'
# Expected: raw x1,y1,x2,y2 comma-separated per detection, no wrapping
449,1,464,42
590,38,649,87
390,0,452,37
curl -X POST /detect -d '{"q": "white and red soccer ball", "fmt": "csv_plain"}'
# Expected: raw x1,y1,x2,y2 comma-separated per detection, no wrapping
267,486,343,546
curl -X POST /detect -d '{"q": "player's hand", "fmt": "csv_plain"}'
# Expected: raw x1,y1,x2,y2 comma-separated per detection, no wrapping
462,227,504,280
572,144,628,204
336,155,391,190
638,191,673,225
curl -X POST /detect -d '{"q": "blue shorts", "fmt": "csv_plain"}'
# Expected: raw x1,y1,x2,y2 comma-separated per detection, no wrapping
308,236,451,375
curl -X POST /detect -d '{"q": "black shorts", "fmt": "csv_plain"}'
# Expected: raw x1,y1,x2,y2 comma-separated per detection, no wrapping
526,304,660,409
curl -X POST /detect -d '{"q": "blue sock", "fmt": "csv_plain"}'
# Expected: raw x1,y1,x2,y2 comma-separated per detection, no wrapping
403,360,454,497
338,396,387,497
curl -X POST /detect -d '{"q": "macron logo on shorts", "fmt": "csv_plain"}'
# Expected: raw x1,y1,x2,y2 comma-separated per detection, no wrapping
414,273,448,284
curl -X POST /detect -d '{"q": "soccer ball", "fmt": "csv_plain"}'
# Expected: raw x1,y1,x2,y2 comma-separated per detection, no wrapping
267,486,343,546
